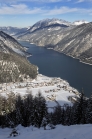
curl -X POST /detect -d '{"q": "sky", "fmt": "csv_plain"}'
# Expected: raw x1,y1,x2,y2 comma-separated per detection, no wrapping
0,0,92,27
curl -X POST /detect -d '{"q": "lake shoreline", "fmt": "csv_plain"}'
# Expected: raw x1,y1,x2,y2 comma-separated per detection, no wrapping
19,39,92,67
48,47,92,66
19,40,92,97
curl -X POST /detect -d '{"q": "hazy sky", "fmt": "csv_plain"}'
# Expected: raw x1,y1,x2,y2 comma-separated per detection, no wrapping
0,0,92,27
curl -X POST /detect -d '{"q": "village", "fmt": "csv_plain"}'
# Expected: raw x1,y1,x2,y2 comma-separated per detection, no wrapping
0,74,79,108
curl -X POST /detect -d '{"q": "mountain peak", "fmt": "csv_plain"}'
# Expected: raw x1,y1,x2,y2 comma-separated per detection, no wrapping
34,18,72,26
27,18,72,33
73,20,89,25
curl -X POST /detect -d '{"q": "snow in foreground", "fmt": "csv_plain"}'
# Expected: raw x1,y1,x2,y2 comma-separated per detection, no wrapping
0,124,92,139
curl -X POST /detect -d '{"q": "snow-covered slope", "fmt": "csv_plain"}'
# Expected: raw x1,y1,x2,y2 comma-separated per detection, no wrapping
29,18,72,32
0,124,92,139
0,31,26,56
17,18,72,39
73,20,88,25
38,18,72,26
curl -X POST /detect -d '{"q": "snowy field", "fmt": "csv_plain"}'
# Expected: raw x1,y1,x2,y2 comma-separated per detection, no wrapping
0,124,92,139
0,74,79,110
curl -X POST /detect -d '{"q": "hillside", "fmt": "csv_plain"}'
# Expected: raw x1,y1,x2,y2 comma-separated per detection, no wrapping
0,31,28,56
18,19,92,64
0,52,37,83
0,31,37,83
54,22,92,64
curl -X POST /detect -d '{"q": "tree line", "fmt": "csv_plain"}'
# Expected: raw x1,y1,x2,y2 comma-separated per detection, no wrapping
0,91,92,129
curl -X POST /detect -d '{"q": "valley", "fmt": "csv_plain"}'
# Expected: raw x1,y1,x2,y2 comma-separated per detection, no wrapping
0,15,91,139
0,18,92,97
17,19,92,65
0,30,79,107
20,41,92,97
0,0,92,137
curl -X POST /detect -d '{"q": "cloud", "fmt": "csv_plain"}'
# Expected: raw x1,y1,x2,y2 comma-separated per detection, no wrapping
76,0,84,3
0,0,63,3
76,0,92,3
0,0,92,4
44,7,78,15
0,4,43,14
34,0,61,1
44,6,92,16
77,0,85,3
0,4,92,16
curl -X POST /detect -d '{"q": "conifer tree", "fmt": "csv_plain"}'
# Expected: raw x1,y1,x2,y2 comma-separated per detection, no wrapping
86,95,92,124
73,91,86,124
33,91,47,128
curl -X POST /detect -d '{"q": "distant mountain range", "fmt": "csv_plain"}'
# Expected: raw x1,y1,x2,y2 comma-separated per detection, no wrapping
0,26,30,37
1,18,91,65
0,31,37,83
0,19,88,37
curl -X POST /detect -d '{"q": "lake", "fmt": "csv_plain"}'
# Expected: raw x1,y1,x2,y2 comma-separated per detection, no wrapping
20,41,92,97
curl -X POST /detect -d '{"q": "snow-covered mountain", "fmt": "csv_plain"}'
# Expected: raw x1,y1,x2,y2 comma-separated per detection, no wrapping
0,26,30,36
28,18,72,33
0,19,71,38
36,18,72,26
1,18,91,65
17,18,74,42
73,20,89,25
18,20,92,65
0,19,88,37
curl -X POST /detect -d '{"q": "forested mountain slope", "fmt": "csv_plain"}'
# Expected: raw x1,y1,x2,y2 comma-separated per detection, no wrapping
0,31,37,83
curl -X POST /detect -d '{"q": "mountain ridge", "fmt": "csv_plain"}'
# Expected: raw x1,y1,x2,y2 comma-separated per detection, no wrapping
0,31,37,83
1,18,91,65
18,20,92,64
0,26,30,36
